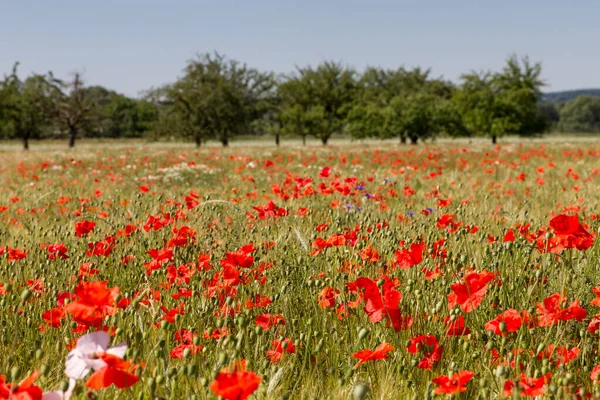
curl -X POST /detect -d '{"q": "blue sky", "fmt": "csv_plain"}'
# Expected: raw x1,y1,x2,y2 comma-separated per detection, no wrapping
1,1,598,97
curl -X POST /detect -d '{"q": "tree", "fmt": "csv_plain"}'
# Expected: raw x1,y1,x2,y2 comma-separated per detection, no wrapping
558,96,600,133
154,53,275,147
496,55,545,136
53,73,95,148
386,93,462,144
454,56,545,143
453,71,520,144
0,63,56,150
347,66,457,143
280,62,356,145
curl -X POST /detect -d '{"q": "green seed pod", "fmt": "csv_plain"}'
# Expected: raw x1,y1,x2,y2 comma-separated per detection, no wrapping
186,364,197,377
357,328,369,341
10,366,20,383
20,289,31,303
499,322,506,333
352,383,370,400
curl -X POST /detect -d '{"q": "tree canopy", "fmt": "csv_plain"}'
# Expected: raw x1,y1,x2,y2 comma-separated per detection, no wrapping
0,53,597,148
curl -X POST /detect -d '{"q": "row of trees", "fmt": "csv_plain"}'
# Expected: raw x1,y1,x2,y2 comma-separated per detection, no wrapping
0,53,565,148
544,96,600,133
0,64,157,149
150,53,547,146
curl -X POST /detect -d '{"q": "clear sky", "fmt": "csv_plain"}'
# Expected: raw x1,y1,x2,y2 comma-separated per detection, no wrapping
1,0,598,97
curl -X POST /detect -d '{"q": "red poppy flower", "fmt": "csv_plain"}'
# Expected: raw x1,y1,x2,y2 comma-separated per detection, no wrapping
318,287,340,308
536,345,579,366
252,201,288,219
266,338,295,363
432,370,474,395
485,309,531,336
444,315,471,336
44,243,69,260
588,314,600,334
86,353,140,389
351,276,412,331
541,214,595,253
42,306,66,328
170,329,203,359
503,373,551,397
255,313,285,332
352,342,394,368
64,281,119,327
536,292,587,327
210,359,261,400
0,371,42,400
75,220,96,237
394,242,425,270
406,335,443,370
7,248,27,261
591,287,600,307
447,270,496,312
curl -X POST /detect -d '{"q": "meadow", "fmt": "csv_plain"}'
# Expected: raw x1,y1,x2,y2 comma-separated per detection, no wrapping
1,139,600,399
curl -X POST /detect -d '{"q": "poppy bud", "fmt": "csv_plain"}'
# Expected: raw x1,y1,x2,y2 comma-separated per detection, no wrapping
495,366,505,378
186,364,197,377
10,366,20,383
217,353,228,366
352,383,370,400
146,377,156,395
35,349,44,360
167,367,177,378
536,343,544,355
499,322,506,333
20,288,31,303
357,328,369,341
60,380,70,392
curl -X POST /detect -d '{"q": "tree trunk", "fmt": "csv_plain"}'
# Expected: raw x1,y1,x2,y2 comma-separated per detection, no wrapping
410,137,418,145
221,137,229,147
302,135,306,146
321,137,328,146
23,134,29,151
400,135,406,144
195,136,201,148
275,134,280,146
491,135,497,144
68,128,76,148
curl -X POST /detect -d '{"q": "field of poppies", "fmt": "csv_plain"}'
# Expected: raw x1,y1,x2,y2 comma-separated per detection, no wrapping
1,140,600,399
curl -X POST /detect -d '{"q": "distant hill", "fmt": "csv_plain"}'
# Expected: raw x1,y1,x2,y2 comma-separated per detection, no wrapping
542,89,600,104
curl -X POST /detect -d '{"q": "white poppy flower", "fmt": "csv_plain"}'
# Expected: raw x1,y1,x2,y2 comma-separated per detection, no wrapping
65,331,127,380
42,378,76,400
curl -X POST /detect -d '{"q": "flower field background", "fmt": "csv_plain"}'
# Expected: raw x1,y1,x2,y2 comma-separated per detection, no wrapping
1,141,600,399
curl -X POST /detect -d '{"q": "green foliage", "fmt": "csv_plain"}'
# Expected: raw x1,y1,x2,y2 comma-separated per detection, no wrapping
347,67,459,143
9,52,600,145
0,63,57,148
152,52,275,146
543,89,600,104
454,56,546,143
558,96,600,133
279,61,357,145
